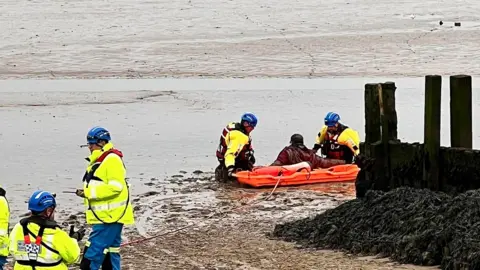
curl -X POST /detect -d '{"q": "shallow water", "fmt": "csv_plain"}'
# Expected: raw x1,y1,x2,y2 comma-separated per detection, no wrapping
1,77,479,220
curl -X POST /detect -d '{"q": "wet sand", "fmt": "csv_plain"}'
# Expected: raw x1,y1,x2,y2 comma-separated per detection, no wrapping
1,78,477,268
119,172,438,269
1,0,480,78
0,78,480,216
2,0,479,268
1,77,480,219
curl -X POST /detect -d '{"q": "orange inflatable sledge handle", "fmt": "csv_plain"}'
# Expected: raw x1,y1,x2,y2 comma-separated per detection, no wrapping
233,164,360,188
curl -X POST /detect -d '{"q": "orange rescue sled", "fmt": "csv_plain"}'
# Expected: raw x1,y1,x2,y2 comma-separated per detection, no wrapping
234,164,360,188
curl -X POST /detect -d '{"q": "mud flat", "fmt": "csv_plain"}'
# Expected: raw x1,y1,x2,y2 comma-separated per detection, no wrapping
120,172,437,270
1,0,480,78
0,78,479,268
2,78,480,219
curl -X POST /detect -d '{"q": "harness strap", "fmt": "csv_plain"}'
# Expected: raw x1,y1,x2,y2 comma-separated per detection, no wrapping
20,217,62,269
83,149,130,224
16,260,63,267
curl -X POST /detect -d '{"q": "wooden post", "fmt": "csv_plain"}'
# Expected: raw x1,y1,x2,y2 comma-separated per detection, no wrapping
361,83,382,194
378,82,398,189
381,82,398,141
450,75,472,148
362,82,398,192
377,84,392,188
423,75,442,191
364,83,381,148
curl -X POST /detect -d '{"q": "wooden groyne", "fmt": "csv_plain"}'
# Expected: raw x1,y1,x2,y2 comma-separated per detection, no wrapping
358,75,477,195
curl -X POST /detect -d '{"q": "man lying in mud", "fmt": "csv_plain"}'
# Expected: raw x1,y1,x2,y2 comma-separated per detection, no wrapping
271,134,345,171
215,112,258,182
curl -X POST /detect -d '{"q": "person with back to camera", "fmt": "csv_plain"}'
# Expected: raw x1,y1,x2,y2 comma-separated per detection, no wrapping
9,190,83,270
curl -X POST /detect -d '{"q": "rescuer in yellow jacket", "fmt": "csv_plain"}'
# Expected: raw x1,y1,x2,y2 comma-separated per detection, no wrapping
313,112,360,164
0,185,9,270
9,190,83,270
214,113,258,181
75,126,134,270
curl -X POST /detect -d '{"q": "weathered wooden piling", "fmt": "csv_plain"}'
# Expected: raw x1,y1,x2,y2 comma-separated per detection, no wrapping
360,74,479,195
450,75,472,148
378,82,398,189
380,82,398,141
364,83,381,149
385,82,398,188
362,82,398,191
423,75,442,190
363,83,382,191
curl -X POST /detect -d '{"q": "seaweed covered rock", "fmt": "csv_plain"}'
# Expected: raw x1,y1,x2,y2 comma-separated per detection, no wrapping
272,187,480,269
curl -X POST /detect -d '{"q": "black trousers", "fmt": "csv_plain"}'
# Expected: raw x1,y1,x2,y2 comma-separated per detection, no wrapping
215,159,252,182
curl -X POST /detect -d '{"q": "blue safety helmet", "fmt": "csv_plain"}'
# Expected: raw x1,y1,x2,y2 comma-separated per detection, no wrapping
241,113,258,128
324,112,340,127
87,126,111,144
28,190,57,213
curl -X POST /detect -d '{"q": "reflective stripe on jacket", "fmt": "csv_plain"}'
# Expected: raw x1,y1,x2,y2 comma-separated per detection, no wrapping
83,142,134,225
9,216,80,270
0,195,9,257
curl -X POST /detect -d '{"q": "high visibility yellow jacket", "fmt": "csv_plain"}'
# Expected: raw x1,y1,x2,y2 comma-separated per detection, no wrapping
9,216,80,270
82,142,135,225
224,129,251,168
0,193,9,257
315,125,361,156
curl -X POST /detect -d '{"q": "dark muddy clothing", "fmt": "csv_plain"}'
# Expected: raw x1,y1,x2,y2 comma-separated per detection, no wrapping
353,154,375,198
214,160,252,182
271,144,345,169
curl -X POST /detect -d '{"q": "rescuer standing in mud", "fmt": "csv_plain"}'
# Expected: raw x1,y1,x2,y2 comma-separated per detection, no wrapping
0,185,9,270
9,190,83,269
271,134,346,169
215,113,258,182
76,126,135,270
313,112,360,164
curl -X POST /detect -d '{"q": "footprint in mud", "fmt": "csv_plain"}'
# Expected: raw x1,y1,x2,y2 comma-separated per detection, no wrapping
182,177,199,183
284,200,305,208
60,211,86,229
165,216,179,223
140,191,161,197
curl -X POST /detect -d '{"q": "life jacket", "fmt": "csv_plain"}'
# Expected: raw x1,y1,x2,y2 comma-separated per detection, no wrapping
216,122,253,160
322,125,350,161
82,148,130,224
17,216,62,269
